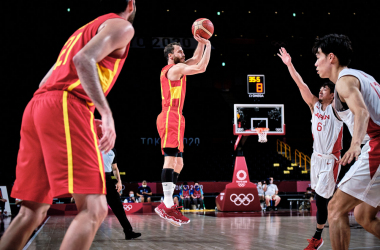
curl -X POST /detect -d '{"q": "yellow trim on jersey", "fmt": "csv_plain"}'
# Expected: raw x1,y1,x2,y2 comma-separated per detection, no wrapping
170,86,182,100
160,72,165,100
96,59,121,93
177,78,183,148
163,107,171,148
63,91,74,193
68,80,81,91
88,109,106,194
168,80,173,106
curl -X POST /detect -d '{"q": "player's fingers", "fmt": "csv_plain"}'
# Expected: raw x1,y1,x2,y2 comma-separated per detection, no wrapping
277,53,282,58
347,153,354,164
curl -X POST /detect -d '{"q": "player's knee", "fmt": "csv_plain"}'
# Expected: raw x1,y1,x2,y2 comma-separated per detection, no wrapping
175,161,184,173
354,208,372,229
147,197,151,202
141,197,145,202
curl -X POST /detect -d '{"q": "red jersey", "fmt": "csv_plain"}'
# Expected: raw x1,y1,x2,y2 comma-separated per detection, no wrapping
35,13,130,105
160,64,187,113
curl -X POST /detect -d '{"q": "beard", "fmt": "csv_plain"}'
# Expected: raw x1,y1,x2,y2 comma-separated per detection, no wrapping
173,56,184,64
127,10,136,24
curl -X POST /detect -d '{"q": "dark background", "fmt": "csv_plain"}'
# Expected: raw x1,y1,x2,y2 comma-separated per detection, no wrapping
1,0,379,185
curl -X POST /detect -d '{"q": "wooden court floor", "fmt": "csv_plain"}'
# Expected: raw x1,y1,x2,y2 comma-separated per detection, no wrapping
11,210,380,249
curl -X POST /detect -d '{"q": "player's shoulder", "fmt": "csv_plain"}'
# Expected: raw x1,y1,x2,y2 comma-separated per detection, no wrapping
170,63,187,70
99,18,134,36
336,75,360,91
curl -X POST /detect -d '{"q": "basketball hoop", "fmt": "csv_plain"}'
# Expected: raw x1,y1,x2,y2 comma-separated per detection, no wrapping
255,128,269,143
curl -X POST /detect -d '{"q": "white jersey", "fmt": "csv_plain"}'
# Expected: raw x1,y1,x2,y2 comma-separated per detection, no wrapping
312,102,343,154
336,68,380,138
335,108,370,144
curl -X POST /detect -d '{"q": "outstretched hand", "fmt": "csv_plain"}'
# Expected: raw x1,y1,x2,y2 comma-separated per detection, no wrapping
277,47,292,66
194,34,210,45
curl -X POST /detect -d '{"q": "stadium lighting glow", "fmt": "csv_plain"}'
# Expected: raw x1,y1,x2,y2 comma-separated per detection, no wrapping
67,8,70,12
293,13,296,17
222,62,225,66
217,12,220,15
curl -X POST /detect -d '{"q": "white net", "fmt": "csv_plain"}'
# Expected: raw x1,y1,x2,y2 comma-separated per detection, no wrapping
255,128,269,143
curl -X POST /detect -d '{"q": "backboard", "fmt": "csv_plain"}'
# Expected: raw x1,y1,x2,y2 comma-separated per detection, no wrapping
234,104,285,135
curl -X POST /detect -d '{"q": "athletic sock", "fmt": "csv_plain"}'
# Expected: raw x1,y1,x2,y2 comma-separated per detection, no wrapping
313,227,323,240
173,172,180,192
162,182,174,208
161,168,174,208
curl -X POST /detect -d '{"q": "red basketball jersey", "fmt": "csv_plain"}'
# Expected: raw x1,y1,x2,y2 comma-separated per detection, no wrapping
35,13,130,105
160,64,187,113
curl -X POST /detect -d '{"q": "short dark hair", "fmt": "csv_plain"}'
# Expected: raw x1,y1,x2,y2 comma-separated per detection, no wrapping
183,181,188,185
194,181,199,184
142,180,147,183
321,81,335,94
99,0,132,14
164,42,181,60
312,34,353,66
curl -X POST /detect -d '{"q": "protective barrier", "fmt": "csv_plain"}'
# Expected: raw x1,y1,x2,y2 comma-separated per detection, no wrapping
277,139,291,161
295,149,311,172
215,157,261,212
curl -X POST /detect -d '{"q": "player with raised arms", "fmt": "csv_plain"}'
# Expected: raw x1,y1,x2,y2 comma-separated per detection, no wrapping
154,34,212,227
278,47,343,250
0,1,136,249
312,34,380,250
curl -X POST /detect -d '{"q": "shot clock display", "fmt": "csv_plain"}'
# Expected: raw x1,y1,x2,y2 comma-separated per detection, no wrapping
247,74,265,97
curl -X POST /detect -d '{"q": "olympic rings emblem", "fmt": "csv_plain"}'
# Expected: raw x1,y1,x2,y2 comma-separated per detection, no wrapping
123,204,133,211
236,170,247,181
230,193,254,206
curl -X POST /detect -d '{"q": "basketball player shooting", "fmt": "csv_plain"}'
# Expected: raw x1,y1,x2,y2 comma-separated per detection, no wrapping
155,35,211,227
0,1,136,250
312,34,380,250
278,47,343,250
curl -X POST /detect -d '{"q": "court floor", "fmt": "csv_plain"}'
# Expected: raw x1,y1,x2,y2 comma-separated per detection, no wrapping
8,210,380,249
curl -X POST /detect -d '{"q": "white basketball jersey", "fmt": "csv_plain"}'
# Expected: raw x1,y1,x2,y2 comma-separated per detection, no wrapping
336,109,370,144
312,102,343,154
336,68,380,138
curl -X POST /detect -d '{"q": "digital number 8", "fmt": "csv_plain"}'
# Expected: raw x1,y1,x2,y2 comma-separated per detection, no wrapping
256,83,263,93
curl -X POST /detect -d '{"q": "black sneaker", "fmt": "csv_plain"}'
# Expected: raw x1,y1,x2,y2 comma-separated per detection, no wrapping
124,230,142,240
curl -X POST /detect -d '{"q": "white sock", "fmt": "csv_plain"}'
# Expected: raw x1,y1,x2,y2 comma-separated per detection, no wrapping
162,182,174,208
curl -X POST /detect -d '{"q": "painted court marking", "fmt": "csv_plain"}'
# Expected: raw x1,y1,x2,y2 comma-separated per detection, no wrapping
23,216,50,250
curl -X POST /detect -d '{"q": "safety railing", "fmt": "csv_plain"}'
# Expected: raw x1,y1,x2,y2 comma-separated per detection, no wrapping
295,149,311,172
276,139,291,161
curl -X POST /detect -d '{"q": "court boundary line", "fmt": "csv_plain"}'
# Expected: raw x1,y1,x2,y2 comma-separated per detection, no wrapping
23,216,50,250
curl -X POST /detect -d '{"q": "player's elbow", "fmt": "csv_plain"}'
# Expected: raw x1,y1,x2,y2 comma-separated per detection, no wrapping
359,108,370,122
73,52,92,69
198,66,206,73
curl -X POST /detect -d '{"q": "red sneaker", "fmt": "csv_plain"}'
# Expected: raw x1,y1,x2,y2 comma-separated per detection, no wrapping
304,237,324,250
154,204,190,226
171,205,190,225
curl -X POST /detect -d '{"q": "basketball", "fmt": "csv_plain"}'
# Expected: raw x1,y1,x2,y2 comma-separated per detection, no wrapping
192,18,214,39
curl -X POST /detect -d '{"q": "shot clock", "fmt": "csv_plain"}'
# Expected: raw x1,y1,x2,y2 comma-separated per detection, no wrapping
247,74,265,98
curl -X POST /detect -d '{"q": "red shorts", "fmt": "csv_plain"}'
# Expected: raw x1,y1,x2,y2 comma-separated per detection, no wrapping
11,91,106,204
157,109,185,154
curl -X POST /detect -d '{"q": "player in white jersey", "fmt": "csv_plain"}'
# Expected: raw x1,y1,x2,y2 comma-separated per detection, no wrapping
313,34,380,250
278,47,343,250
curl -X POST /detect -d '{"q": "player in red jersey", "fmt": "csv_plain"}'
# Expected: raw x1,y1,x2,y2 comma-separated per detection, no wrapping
155,36,211,226
0,1,136,250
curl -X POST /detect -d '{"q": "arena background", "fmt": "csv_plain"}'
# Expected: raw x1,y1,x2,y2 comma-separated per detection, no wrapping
1,0,379,186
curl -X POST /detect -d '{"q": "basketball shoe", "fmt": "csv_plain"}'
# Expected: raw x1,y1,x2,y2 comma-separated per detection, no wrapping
155,203,190,226
304,237,324,250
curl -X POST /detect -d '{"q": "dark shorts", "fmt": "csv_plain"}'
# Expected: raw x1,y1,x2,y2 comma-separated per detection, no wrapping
163,148,183,157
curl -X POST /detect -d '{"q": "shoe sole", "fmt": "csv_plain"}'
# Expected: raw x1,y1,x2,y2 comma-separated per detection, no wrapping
154,207,181,227
316,239,324,250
